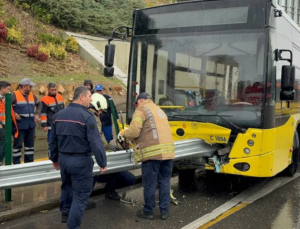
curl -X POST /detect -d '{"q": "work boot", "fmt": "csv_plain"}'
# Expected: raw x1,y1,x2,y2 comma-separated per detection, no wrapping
85,201,96,210
105,191,121,200
61,213,68,223
136,210,154,220
160,212,169,220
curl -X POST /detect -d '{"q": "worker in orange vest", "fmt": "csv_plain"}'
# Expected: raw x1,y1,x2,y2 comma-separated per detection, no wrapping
12,78,42,164
0,81,18,166
40,83,65,158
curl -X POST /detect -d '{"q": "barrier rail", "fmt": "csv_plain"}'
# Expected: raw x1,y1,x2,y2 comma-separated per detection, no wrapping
0,138,217,189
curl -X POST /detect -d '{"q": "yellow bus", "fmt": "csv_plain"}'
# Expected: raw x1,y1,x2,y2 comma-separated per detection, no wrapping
105,0,300,178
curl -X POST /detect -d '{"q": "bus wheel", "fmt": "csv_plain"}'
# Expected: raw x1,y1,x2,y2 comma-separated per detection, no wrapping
284,147,299,177
178,169,195,183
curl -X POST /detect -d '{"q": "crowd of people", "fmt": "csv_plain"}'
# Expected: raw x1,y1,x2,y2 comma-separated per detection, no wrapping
0,78,175,229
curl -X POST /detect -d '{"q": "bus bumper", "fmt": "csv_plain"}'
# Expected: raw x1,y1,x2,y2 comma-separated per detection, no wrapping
219,151,278,177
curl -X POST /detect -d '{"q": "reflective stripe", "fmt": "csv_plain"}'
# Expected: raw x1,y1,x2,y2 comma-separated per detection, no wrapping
16,101,27,104
25,147,34,150
41,120,47,123
13,149,21,152
13,153,22,157
55,119,86,126
141,143,175,154
132,117,143,124
19,114,35,117
24,151,34,155
41,113,47,116
48,103,56,107
0,114,4,116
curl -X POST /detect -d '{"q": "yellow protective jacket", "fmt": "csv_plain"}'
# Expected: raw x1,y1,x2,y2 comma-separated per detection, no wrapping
123,99,175,163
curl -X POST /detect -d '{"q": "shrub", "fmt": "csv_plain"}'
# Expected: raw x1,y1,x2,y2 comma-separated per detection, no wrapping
65,36,79,53
21,2,30,10
51,44,67,60
5,17,18,28
38,43,67,60
0,22,7,43
27,44,39,57
36,52,48,62
6,27,23,44
37,33,63,45
32,6,51,24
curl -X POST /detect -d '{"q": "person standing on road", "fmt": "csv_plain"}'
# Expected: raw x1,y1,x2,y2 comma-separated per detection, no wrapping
89,93,136,200
49,86,107,229
12,78,42,164
40,83,65,157
0,81,18,166
118,92,175,220
94,84,119,143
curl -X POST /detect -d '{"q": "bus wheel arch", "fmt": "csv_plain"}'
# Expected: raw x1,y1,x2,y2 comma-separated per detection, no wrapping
284,130,299,176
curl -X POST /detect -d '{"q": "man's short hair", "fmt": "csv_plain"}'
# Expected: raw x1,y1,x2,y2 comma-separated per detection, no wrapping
0,81,11,90
73,86,89,101
47,83,56,89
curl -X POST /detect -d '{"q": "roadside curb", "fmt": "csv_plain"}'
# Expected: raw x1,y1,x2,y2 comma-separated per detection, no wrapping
0,175,142,223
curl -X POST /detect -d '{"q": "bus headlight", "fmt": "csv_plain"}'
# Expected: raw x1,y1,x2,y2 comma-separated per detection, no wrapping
244,148,251,154
247,140,254,146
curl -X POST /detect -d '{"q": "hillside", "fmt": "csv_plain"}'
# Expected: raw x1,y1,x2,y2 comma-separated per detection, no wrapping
0,0,129,109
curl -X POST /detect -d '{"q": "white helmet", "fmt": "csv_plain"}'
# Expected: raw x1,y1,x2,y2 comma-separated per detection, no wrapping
90,93,107,111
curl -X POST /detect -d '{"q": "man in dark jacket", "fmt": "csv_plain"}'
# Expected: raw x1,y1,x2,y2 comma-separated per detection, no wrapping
83,79,94,94
50,86,107,228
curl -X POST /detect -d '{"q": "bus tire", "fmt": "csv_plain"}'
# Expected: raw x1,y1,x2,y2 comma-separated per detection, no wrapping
284,133,299,177
178,169,195,183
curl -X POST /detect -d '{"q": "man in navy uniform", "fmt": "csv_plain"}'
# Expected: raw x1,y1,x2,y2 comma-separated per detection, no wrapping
49,86,107,229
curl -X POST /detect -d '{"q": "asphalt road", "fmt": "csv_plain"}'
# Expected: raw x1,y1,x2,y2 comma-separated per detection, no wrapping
1,171,268,229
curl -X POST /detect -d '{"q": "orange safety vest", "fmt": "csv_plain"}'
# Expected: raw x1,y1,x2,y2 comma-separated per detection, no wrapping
0,96,18,138
13,90,36,130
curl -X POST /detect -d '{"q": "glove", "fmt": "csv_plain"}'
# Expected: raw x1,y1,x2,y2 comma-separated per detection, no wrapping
108,141,119,151
117,129,126,143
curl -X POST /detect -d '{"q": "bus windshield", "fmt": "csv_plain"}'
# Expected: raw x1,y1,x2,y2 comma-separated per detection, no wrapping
128,30,267,129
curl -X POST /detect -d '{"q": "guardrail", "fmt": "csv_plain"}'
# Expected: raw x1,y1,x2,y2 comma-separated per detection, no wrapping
0,138,217,189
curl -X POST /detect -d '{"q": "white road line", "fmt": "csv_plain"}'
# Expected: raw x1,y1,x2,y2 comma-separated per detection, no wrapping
181,173,300,229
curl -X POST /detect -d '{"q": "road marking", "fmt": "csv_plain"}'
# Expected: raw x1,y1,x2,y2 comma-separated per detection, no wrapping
182,173,300,229
198,203,248,229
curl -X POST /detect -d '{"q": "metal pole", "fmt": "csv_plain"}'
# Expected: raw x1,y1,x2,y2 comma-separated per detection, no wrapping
109,98,120,134
5,93,12,202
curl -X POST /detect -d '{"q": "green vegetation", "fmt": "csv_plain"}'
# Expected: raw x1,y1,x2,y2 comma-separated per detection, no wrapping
14,0,145,35
37,32,63,45
65,36,79,53
6,27,23,44
4,17,17,28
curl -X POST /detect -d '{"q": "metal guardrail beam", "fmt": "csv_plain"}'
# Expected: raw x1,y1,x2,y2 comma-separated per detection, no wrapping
0,139,217,189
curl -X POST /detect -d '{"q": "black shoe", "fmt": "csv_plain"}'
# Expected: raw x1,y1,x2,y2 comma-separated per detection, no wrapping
160,212,169,220
61,213,68,223
85,201,96,210
105,191,121,201
136,210,154,220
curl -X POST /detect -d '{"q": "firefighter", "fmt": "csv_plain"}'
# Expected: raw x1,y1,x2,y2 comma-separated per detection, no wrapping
49,86,107,228
89,93,136,200
12,78,42,164
118,92,175,220
0,81,18,166
40,83,65,157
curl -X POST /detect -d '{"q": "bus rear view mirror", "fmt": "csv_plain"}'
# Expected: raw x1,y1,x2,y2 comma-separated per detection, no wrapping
104,66,114,77
105,44,115,67
280,65,295,101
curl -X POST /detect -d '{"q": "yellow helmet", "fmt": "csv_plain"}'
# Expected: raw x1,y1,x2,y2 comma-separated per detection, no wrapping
90,93,107,111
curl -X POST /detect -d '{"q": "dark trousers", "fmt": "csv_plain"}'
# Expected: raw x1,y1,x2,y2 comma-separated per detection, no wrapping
13,128,35,164
47,130,51,159
141,160,173,215
94,171,136,192
0,128,5,165
59,154,94,229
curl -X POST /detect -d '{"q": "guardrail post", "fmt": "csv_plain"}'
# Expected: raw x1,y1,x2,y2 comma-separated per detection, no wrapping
5,93,12,202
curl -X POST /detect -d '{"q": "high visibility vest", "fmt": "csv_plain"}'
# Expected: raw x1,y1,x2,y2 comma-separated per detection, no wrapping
13,90,35,130
0,97,19,137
